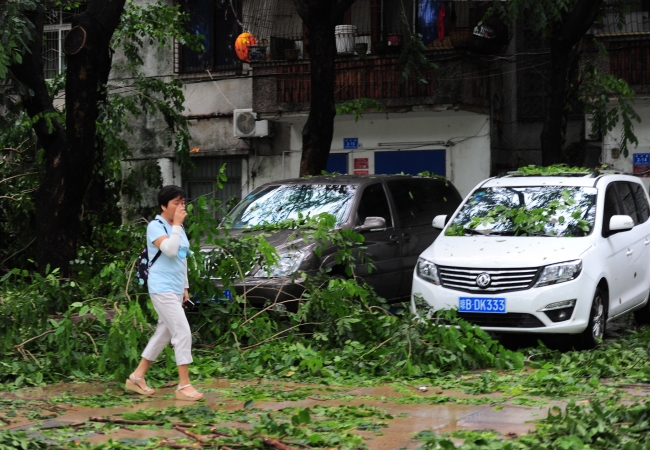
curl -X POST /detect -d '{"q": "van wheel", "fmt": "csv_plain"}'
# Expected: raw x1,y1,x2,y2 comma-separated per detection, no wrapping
576,287,606,350
633,296,650,325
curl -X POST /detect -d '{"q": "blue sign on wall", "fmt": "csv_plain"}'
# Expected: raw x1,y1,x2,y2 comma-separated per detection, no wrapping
343,138,359,149
633,153,650,166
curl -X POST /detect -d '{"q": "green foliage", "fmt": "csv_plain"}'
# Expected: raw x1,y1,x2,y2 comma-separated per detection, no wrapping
112,0,204,68
335,98,386,122
417,400,650,449
0,180,523,387
0,430,46,450
581,63,641,158
0,0,38,79
509,164,592,176
398,4,436,85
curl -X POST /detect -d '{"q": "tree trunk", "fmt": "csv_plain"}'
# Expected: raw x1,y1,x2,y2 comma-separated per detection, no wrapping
540,44,571,165
10,1,126,275
299,19,337,176
293,0,358,177
538,0,605,166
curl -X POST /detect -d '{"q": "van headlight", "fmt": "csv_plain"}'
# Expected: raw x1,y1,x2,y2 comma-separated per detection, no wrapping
535,260,582,287
417,258,440,285
254,251,305,278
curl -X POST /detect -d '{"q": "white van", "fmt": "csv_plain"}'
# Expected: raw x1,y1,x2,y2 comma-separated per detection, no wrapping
411,173,650,348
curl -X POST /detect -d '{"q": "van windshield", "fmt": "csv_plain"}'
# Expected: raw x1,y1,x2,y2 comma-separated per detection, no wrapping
228,184,357,229
449,186,597,237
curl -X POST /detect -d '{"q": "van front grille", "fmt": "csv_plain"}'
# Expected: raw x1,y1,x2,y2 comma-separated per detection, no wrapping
438,266,540,294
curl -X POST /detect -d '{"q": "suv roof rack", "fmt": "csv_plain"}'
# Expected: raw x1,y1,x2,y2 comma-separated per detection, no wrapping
589,169,627,178
497,168,632,178
497,170,593,178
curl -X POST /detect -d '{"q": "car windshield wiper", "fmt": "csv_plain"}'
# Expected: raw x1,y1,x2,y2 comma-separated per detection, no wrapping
528,231,559,237
463,228,515,236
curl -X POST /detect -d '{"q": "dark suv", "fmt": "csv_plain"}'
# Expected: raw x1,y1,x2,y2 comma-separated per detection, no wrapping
214,175,462,304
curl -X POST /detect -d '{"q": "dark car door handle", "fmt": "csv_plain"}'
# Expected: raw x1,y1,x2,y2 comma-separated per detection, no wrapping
389,235,400,242
402,233,411,242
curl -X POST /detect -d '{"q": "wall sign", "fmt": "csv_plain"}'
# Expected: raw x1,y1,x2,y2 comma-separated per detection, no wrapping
633,153,650,178
343,138,359,149
354,158,369,170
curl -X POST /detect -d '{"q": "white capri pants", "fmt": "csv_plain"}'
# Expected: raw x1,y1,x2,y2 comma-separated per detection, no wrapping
141,292,193,366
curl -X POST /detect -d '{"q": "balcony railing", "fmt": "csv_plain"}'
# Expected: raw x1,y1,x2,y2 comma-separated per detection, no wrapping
277,57,436,103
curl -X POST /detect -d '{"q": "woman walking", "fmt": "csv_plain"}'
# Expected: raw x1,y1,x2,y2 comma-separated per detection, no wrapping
125,185,203,401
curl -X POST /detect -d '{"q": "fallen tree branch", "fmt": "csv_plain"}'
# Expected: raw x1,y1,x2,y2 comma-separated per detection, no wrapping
89,417,195,427
173,425,209,443
261,437,299,450
14,330,55,351
157,439,200,449
240,322,323,351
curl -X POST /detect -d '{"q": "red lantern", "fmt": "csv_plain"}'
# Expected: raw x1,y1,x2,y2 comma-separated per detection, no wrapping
235,32,257,62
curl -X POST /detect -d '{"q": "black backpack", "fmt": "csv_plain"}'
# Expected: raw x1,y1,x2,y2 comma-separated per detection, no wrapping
135,220,167,287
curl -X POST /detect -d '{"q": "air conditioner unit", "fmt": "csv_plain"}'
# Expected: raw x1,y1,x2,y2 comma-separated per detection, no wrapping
233,109,269,138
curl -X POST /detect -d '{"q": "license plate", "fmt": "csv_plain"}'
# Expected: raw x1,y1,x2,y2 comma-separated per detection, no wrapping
459,297,506,314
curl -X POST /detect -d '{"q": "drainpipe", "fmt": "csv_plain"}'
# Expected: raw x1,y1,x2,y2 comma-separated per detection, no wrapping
282,150,302,179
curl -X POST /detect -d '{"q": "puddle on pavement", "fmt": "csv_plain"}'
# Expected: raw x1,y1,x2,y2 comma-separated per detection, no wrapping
2,378,558,449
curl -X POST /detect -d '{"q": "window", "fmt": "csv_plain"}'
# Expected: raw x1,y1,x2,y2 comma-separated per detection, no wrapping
617,182,638,225
357,183,393,228
387,179,461,228
177,0,242,73
602,185,621,236
43,3,86,79
631,183,650,223
610,40,650,86
184,156,243,220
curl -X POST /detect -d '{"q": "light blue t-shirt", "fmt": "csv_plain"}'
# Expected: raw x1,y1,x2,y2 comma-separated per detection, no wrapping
146,215,189,294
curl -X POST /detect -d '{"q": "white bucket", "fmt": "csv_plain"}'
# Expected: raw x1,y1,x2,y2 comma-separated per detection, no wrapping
335,25,357,54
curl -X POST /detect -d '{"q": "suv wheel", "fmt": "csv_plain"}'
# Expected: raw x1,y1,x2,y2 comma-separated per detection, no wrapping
576,288,606,350
633,295,650,325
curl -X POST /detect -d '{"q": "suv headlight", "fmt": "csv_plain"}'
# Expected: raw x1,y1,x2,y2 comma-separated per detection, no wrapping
254,251,305,278
535,260,582,287
417,258,440,285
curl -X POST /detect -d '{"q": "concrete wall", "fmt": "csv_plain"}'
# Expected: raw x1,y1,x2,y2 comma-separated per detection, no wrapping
252,110,490,197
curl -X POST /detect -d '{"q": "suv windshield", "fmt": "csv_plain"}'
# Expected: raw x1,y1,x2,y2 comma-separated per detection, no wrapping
229,184,356,229
449,186,597,237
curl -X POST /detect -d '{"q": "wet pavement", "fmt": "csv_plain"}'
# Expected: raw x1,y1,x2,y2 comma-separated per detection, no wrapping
0,378,565,449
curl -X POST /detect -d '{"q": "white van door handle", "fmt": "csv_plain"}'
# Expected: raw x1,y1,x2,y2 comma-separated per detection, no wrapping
627,249,634,256
645,239,650,245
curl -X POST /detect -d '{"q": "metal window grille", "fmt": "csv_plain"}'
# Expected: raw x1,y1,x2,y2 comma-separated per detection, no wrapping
42,3,85,79
175,0,488,64
183,156,243,219
611,39,650,85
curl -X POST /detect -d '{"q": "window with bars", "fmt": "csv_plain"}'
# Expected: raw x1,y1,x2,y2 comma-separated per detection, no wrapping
184,0,486,63
42,3,85,79
176,0,242,74
610,40,650,85
183,156,243,219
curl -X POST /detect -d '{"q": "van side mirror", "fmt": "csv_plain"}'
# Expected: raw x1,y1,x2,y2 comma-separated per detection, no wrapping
432,215,448,229
354,216,387,232
608,215,634,235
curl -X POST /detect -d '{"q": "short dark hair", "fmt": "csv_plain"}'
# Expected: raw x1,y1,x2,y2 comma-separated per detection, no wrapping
158,185,186,210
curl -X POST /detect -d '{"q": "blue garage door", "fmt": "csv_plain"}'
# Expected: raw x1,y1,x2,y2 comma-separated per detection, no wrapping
326,153,348,174
375,150,446,176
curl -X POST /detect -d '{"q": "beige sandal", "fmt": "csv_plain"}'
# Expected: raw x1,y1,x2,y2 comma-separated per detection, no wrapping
175,383,204,401
125,373,155,396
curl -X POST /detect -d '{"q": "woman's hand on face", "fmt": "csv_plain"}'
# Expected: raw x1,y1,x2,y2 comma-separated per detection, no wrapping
173,204,187,226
